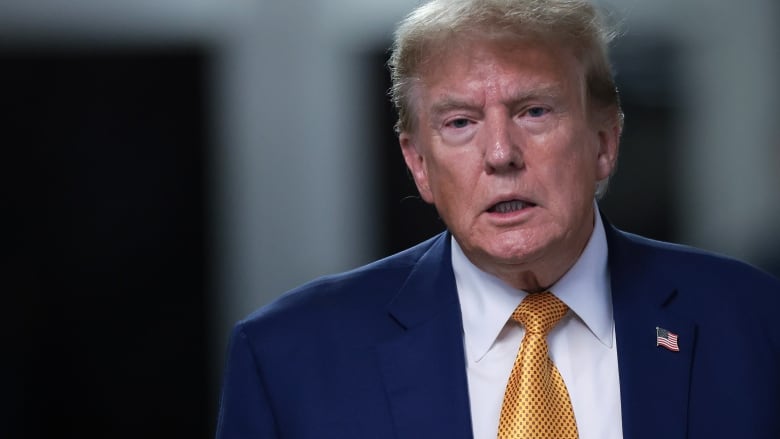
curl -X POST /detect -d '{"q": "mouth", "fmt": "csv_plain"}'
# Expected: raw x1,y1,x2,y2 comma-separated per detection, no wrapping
487,199,536,214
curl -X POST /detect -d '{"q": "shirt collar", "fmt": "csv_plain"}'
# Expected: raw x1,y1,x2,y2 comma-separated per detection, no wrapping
452,205,613,363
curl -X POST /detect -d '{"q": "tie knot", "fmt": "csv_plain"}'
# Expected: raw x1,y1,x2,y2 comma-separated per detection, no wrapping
512,292,568,335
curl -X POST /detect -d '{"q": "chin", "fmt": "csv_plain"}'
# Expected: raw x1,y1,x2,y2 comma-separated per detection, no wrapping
456,224,556,265
481,235,548,266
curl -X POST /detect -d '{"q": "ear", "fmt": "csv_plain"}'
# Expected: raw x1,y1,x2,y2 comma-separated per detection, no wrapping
399,131,435,204
594,110,622,181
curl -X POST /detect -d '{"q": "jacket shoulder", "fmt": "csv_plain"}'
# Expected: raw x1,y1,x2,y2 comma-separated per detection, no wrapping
236,233,447,339
611,228,779,289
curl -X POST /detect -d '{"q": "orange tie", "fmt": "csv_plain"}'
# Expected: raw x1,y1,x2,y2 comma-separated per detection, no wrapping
497,292,578,438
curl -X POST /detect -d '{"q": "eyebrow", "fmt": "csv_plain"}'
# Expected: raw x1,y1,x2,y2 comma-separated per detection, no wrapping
428,85,564,120
502,85,563,105
428,96,483,120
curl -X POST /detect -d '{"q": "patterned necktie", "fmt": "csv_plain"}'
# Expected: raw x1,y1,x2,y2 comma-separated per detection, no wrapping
497,292,578,438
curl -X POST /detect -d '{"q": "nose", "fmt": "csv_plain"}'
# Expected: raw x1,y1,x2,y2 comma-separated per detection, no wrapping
483,115,522,174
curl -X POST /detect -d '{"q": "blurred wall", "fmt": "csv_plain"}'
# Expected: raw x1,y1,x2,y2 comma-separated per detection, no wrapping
602,0,780,262
2,0,777,435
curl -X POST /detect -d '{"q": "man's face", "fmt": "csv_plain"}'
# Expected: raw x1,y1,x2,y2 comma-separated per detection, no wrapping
400,38,619,290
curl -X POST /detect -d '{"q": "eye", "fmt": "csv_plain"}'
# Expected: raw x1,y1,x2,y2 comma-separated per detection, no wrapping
526,106,549,118
446,118,472,129
439,116,478,144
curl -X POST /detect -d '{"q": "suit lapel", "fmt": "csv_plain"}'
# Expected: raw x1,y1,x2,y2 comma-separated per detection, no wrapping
376,233,473,438
606,222,696,439
376,223,698,438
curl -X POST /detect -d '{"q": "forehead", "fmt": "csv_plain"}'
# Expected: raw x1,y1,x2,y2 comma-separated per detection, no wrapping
414,38,585,108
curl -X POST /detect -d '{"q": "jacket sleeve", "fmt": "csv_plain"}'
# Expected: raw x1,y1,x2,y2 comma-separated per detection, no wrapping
215,325,278,438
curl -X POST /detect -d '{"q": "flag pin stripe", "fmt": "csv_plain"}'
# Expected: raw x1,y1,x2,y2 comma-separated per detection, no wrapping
656,326,680,352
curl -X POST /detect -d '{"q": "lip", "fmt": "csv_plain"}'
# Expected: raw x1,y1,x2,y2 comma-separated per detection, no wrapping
485,194,537,211
484,195,538,221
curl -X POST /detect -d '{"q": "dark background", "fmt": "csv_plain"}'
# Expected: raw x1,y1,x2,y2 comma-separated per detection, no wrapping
3,47,211,438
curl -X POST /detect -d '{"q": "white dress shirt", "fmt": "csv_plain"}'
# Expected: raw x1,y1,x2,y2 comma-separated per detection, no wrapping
453,210,623,439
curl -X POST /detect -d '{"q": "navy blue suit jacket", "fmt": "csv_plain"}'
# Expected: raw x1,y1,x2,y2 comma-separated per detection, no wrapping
216,222,780,438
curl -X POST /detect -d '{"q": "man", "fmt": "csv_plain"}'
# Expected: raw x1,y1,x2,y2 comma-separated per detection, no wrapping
216,0,780,438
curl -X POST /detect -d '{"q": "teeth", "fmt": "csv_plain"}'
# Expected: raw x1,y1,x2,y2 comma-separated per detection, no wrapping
494,200,527,213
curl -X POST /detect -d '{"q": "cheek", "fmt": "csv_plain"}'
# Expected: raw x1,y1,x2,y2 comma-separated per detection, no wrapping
562,130,602,179
427,154,480,209
427,162,461,204
536,142,599,205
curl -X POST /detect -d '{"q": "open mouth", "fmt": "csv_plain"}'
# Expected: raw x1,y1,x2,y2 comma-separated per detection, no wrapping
488,200,535,214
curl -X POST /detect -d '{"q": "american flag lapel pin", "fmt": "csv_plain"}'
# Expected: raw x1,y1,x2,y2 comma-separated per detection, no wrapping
656,327,680,352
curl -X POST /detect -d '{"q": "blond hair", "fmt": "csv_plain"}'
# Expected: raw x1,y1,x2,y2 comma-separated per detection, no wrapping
388,0,621,134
